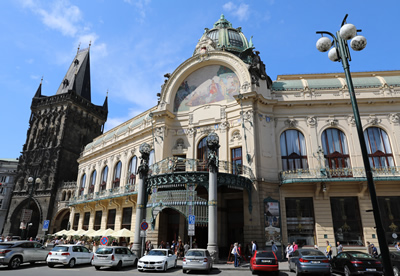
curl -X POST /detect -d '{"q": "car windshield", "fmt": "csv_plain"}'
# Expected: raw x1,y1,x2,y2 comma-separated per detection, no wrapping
350,252,373,258
52,246,69,252
96,248,113,254
186,251,204,257
0,243,13,248
148,250,166,256
300,250,325,256
256,251,275,258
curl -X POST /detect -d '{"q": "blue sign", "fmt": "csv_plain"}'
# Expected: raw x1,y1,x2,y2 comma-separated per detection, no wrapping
42,220,50,231
188,215,195,225
100,236,109,245
141,221,149,231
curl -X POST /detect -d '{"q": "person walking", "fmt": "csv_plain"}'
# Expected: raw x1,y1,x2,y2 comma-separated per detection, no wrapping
184,242,189,256
326,241,332,260
251,240,257,255
232,242,239,267
286,243,293,262
292,241,298,252
336,241,343,255
271,241,278,254
367,241,373,256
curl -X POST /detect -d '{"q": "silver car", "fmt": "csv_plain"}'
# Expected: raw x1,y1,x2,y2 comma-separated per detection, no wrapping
92,246,138,270
0,241,50,269
182,249,213,273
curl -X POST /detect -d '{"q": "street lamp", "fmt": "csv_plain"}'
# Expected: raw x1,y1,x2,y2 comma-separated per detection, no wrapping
316,14,393,276
22,176,41,240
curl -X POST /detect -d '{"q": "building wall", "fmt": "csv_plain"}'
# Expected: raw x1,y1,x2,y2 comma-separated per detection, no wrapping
0,159,18,235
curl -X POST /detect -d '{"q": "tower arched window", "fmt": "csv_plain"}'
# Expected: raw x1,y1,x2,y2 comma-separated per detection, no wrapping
79,174,86,196
113,161,122,188
321,128,351,169
89,170,96,193
364,127,394,168
280,130,308,171
100,166,108,191
128,156,137,186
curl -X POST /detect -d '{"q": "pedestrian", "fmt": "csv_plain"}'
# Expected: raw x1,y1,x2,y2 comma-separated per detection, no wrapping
237,244,242,265
184,241,189,256
251,240,257,255
371,244,378,258
292,241,298,252
271,241,278,253
232,242,239,267
367,241,373,256
337,241,343,255
286,243,293,262
325,241,332,260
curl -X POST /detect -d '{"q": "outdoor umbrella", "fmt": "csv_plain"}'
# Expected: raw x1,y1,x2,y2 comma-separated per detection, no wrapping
113,228,134,237
84,229,97,237
54,229,67,236
63,229,77,236
74,229,87,236
96,228,115,236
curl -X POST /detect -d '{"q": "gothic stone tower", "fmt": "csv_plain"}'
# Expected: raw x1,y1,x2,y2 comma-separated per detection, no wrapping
4,47,108,238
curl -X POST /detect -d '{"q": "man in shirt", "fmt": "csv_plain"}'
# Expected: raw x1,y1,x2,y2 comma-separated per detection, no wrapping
337,241,343,255
251,240,257,255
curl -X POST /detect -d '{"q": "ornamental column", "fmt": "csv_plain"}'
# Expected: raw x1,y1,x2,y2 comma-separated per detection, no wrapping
132,143,150,257
206,132,220,261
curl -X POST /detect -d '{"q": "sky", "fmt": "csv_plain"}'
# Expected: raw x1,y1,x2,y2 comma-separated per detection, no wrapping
1,0,399,159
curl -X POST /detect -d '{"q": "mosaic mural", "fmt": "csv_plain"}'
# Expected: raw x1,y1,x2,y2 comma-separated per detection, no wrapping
173,65,240,112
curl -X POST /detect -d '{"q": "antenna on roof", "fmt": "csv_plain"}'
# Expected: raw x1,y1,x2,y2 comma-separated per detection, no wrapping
89,40,92,49
40,76,43,84
77,42,81,54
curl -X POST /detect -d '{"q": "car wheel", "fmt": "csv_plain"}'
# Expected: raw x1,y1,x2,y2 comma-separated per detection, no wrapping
183,269,187,273
47,264,55,268
296,265,302,276
174,259,177,268
395,267,400,276
164,262,168,271
344,265,351,276
67,258,76,268
133,259,138,267
9,256,22,269
116,261,123,271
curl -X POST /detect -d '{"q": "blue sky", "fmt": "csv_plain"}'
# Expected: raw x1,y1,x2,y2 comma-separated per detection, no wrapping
1,0,399,158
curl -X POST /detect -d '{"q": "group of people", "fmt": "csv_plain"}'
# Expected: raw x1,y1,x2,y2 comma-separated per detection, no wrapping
144,239,190,258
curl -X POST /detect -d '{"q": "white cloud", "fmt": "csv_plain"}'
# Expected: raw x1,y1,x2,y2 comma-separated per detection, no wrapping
123,0,151,23
222,2,250,21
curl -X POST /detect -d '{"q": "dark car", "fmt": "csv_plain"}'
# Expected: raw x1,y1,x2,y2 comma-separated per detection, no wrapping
331,251,383,276
378,251,400,276
288,248,330,275
250,250,279,275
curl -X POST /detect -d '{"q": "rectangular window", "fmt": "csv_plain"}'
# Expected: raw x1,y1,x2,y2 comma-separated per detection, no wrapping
107,209,116,230
378,196,400,245
73,213,80,230
285,197,315,247
231,147,243,175
121,207,132,230
82,212,90,230
94,210,102,230
330,197,363,246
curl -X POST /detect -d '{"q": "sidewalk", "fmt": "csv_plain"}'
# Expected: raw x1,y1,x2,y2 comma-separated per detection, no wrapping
177,259,290,271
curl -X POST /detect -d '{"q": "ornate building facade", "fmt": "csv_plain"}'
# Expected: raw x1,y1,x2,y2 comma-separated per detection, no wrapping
4,47,108,238
0,158,18,234
70,15,400,257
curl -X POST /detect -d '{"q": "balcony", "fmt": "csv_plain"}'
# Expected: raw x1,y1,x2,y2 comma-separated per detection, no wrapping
69,183,136,205
279,166,400,185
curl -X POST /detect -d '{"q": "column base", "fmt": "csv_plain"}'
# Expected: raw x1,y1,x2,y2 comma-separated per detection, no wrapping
207,244,219,262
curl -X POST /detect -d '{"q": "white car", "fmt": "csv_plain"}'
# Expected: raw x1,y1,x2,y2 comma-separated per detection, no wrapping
46,244,93,268
137,249,177,272
92,246,137,270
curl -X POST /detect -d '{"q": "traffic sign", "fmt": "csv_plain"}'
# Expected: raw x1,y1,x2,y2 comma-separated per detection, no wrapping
100,236,109,245
141,221,149,231
21,209,33,222
140,230,147,237
42,220,50,231
188,230,195,236
188,224,195,230
188,215,195,225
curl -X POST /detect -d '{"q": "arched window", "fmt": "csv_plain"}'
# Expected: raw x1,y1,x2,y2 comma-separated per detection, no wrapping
197,136,217,171
89,170,96,193
100,166,108,191
364,127,394,168
321,128,350,169
280,130,308,171
128,156,137,185
113,161,122,188
61,191,66,201
79,174,86,196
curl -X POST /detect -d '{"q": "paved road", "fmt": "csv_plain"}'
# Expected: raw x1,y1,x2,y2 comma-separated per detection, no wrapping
0,261,342,276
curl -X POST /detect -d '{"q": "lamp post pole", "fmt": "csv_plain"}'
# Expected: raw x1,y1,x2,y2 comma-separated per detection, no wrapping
316,15,393,276
22,176,40,240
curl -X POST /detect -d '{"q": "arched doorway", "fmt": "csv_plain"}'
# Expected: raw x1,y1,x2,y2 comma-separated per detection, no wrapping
53,209,70,234
157,208,187,247
9,199,41,239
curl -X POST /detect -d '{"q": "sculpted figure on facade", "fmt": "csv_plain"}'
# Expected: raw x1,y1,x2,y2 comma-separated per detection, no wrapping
389,113,400,124
206,132,220,173
138,142,151,179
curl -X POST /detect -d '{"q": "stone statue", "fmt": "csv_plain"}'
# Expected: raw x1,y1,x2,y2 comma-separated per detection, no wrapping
206,132,220,173
138,143,151,179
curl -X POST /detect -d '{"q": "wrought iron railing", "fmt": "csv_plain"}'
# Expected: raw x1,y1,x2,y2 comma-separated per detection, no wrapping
280,166,400,183
148,157,255,180
69,183,136,205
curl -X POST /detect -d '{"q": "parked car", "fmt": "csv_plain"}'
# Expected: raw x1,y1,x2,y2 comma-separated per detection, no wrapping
0,241,49,269
378,251,400,276
46,244,93,268
288,248,330,275
92,246,137,270
250,250,279,275
137,249,177,272
331,251,383,276
182,248,213,273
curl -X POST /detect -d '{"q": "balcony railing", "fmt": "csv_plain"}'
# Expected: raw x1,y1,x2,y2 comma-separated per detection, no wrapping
69,183,136,205
280,166,400,184
148,157,255,180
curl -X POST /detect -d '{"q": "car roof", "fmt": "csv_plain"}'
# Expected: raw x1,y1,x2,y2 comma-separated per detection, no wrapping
187,249,208,251
0,241,38,245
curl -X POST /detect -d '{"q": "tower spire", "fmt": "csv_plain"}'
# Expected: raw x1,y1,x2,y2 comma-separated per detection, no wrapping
34,76,43,98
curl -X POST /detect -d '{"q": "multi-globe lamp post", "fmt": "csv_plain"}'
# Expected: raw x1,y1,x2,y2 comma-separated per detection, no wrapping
315,14,393,275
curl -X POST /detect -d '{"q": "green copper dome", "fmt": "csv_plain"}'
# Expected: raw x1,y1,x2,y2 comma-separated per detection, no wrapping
197,14,252,56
